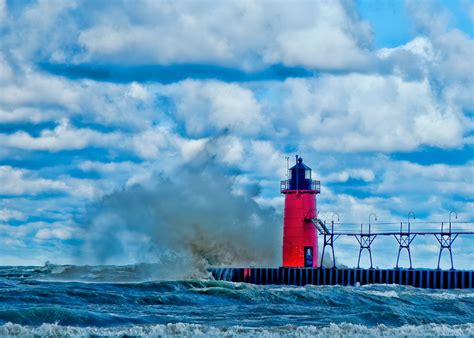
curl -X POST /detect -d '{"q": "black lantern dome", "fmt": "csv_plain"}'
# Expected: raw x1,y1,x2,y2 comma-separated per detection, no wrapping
288,156,312,190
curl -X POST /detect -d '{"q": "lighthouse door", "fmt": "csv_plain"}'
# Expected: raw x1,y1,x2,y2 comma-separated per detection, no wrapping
304,246,313,267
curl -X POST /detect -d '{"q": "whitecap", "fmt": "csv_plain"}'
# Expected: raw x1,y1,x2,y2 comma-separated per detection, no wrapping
428,292,474,300
362,290,399,298
1,322,474,337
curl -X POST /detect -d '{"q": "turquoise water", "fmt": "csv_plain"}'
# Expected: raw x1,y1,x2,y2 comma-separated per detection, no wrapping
0,265,473,336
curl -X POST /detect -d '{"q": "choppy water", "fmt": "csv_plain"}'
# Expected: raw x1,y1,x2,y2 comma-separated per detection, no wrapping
0,265,473,337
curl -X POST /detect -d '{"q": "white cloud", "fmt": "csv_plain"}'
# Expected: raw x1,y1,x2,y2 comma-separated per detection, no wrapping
377,161,474,198
129,126,170,159
406,0,452,36
164,80,265,136
247,140,285,178
0,53,13,84
205,137,286,183
0,208,26,221
74,1,372,70
0,107,57,124
253,195,284,210
0,65,80,110
127,125,207,161
0,118,210,164
78,160,153,192
78,160,140,174
0,0,6,25
128,82,150,100
0,166,68,196
3,1,373,70
465,0,474,21
317,187,397,225
177,137,208,162
1,238,26,248
62,177,101,199
434,29,474,84
212,136,245,165
377,37,436,80
0,54,159,127
0,119,123,151
0,220,81,242
3,0,78,63
401,2,474,113
278,74,465,152
35,227,73,240
271,1,371,69
378,33,474,102
312,157,474,236
325,169,375,183
0,166,101,199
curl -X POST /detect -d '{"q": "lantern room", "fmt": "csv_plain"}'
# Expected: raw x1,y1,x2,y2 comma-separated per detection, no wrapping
281,156,320,193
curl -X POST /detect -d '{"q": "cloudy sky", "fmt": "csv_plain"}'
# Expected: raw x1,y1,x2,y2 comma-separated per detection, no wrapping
0,0,473,269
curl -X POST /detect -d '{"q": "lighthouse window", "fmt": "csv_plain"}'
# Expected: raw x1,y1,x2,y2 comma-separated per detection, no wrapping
305,170,311,179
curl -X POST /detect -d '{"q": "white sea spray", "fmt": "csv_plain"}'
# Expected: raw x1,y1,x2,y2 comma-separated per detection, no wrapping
76,147,282,281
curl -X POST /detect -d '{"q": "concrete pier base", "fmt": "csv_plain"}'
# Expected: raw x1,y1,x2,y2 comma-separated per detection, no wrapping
209,267,474,289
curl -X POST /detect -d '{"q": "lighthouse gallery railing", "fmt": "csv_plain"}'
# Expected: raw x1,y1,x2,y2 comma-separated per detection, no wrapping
280,179,321,193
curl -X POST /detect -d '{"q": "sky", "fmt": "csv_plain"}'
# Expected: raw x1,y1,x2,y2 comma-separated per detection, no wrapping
0,0,473,270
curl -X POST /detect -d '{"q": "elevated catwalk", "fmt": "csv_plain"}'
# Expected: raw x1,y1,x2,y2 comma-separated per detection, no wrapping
210,267,474,289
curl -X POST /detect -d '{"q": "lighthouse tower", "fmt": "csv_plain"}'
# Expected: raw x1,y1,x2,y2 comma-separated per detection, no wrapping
281,156,321,267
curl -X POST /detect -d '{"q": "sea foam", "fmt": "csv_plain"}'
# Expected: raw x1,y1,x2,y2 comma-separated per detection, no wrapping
1,322,474,337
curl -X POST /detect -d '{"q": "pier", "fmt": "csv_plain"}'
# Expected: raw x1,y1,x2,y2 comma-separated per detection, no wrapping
210,267,474,289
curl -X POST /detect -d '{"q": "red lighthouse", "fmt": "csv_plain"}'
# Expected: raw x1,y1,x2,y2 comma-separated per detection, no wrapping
281,156,321,268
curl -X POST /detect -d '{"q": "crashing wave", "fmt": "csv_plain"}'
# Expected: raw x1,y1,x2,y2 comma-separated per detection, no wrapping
1,322,474,337
28,263,211,283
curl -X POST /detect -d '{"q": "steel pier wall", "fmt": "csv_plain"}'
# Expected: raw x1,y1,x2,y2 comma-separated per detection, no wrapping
209,268,474,289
